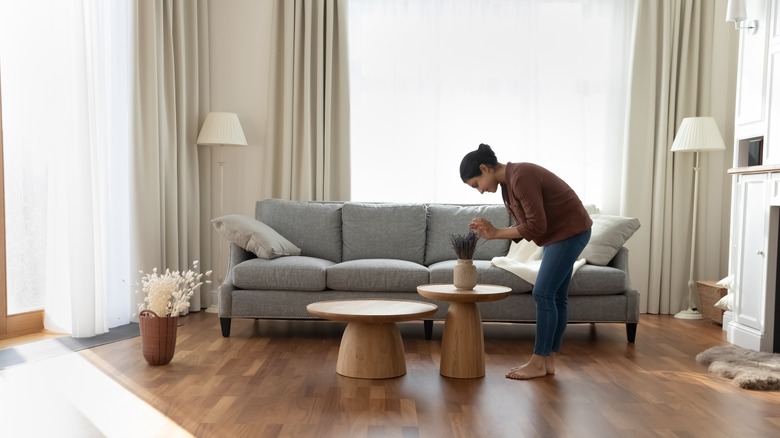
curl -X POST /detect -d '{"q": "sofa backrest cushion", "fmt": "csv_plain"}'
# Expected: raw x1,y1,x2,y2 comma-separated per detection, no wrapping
342,202,427,264
255,199,343,263
425,204,511,265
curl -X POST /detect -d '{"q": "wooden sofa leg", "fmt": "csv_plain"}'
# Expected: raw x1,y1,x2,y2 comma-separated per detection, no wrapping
626,322,637,343
424,320,433,340
220,317,231,338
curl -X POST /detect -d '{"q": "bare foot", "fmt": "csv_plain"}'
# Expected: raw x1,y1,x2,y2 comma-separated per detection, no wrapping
506,355,548,380
509,353,557,376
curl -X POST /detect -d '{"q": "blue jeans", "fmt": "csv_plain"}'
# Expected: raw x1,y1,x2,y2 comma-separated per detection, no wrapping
532,228,591,356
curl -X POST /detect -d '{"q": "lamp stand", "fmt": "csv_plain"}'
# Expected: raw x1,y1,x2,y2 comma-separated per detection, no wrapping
675,151,704,320
205,145,226,314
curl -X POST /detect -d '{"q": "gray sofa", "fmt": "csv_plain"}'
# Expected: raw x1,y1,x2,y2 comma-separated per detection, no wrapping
217,199,640,342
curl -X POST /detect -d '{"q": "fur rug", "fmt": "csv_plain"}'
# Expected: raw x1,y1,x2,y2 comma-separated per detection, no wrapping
696,345,780,390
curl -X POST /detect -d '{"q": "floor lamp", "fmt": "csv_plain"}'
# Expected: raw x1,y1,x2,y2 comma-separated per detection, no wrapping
670,117,725,319
197,112,248,314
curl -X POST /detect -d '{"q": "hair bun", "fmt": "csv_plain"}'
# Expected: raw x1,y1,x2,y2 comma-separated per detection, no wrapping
460,143,498,181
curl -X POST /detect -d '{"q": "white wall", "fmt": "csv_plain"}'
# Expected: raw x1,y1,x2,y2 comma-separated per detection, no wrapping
204,0,274,287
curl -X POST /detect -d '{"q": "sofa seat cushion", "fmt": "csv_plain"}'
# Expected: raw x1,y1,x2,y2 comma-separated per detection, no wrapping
233,256,334,291
327,259,430,292
568,264,627,295
428,260,533,293
428,261,626,295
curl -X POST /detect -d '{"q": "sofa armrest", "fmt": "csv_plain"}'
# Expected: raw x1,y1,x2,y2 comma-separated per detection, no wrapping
607,246,632,289
227,242,254,269
218,243,256,316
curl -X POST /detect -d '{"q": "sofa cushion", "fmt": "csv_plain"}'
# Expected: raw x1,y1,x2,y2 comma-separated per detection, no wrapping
342,202,427,264
256,199,343,263
211,214,301,259
567,264,628,295
580,214,640,266
428,260,626,295
232,256,334,291
327,259,430,292
425,204,511,265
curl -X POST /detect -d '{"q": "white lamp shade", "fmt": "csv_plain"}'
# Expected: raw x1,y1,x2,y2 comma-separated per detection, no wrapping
670,117,726,152
726,0,746,23
197,112,247,146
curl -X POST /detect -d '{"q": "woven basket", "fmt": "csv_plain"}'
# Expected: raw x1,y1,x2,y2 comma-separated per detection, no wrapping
139,310,179,365
696,281,728,324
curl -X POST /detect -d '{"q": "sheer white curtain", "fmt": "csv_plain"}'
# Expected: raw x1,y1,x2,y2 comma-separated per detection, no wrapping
0,0,132,336
348,0,635,209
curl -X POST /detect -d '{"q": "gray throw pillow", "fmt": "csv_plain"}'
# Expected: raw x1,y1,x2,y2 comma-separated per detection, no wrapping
580,214,640,265
211,214,301,259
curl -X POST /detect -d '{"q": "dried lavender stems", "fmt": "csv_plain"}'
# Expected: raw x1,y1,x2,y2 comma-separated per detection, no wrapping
450,230,480,259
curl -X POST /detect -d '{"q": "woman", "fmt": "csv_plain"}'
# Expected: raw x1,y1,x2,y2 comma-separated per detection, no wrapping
460,143,592,380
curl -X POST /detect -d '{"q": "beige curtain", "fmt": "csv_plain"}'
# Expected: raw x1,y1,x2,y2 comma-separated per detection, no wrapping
130,0,209,315
264,0,351,201
623,0,737,314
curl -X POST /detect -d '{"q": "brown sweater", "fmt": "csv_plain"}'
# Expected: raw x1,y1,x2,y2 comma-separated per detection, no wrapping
501,162,592,247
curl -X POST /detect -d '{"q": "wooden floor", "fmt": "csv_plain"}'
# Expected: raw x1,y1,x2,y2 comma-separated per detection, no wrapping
2,312,779,438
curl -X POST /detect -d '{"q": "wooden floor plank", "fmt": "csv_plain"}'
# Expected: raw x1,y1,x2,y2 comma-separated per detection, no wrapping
2,312,780,437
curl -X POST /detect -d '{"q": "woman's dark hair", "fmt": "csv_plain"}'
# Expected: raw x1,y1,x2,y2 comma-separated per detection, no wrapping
460,143,498,181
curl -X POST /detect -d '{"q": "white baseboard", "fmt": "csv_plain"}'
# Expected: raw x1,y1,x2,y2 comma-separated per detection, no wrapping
727,321,765,351
721,311,732,330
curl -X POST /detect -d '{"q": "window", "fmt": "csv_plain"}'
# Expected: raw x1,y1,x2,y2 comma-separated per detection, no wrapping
0,0,132,333
348,0,635,211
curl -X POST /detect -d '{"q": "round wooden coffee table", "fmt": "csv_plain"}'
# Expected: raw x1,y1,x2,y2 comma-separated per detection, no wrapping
306,299,438,379
416,284,511,378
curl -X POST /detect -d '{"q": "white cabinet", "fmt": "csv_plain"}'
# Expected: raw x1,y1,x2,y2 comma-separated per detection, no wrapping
729,0,779,353
732,174,768,331
728,172,777,351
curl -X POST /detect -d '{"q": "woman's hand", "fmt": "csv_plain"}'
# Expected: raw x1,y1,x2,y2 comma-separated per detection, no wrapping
469,217,497,240
469,217,523,241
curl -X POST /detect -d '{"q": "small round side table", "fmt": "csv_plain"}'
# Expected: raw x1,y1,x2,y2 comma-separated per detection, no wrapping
416,284,511,378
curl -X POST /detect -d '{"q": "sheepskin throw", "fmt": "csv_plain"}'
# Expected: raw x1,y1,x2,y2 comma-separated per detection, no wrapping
696,345,780,390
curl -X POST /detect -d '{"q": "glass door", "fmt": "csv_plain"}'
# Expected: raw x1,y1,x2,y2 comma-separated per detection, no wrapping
0,74,44,340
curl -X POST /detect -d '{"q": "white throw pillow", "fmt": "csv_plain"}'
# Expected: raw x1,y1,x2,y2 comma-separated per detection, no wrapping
714,294,733,311
714,274,734,311
582,203,600,214
211,215,301,259
580,214,641,266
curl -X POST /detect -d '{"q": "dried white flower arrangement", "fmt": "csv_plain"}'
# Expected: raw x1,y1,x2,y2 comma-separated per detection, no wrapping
137,261,212,317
